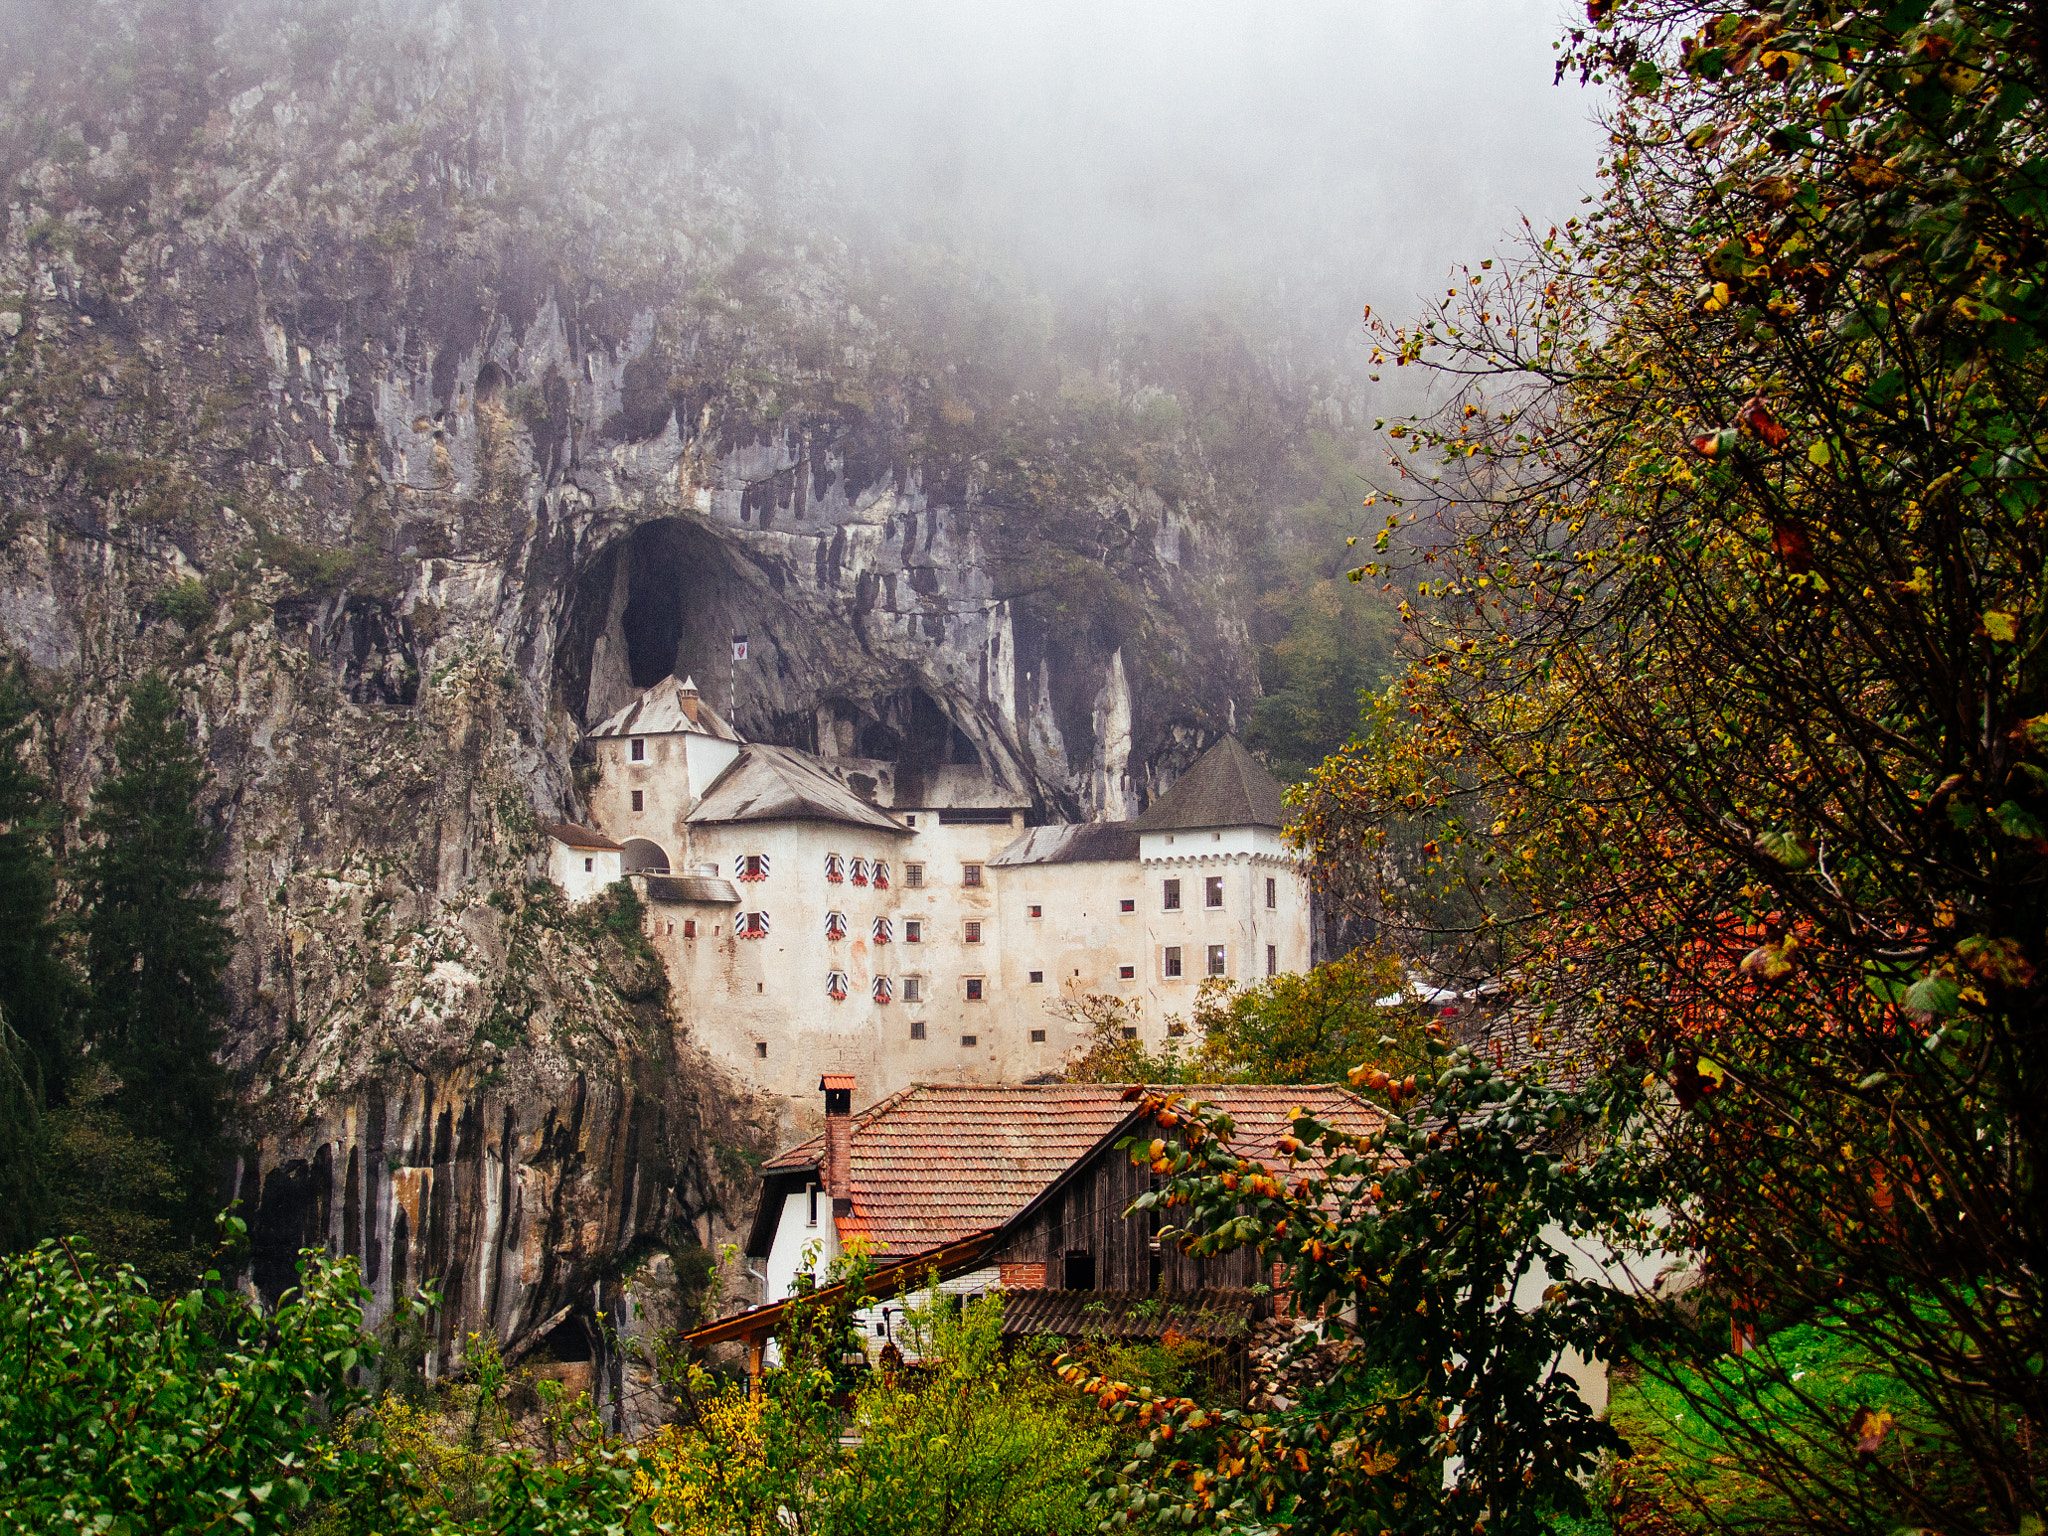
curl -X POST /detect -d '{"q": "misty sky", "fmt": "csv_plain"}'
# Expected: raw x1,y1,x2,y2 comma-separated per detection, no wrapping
637,0,1609,361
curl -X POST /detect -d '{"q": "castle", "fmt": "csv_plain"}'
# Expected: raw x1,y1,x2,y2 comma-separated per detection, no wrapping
546,675,1309,1126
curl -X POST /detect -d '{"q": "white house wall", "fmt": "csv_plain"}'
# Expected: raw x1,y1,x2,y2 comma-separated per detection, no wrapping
547,842,622,904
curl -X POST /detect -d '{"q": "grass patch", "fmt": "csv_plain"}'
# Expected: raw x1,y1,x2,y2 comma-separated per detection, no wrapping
1608,1320,1950,1533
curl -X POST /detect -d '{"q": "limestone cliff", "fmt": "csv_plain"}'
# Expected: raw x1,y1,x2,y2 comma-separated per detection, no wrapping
0,0,1330,1409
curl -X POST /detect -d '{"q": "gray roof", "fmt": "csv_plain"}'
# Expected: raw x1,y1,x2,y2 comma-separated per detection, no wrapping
1132,737,1286,832
990,822,1139,868
589,676,740,742
546,821,623,851
642,874,741,904
687,745,910,835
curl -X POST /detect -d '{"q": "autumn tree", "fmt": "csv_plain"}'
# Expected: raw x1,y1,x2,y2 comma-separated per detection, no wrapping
1182,949,1425,1084
1275,2,2048,1530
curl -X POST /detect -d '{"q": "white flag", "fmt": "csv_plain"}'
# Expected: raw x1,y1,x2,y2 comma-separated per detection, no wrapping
732,633,748,661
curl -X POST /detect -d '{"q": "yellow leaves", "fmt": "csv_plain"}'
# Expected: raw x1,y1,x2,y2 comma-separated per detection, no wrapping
1978,610,2019,643
1807,439,1832,466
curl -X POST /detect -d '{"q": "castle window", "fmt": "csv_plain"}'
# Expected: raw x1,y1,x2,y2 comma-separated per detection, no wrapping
872,916,893,944
1207,944,1227,977
1266,876,1277,909
1030,1029,1046,1043
737,854,770,882
630,738,645,761
1267,944,1278,977
1121,1026,1138,1040
850,857,869,886
826,853,844,883
1163,945,1183,979
1205,876,1223,908
825,911,848,941
1028,970,1043,984
964,920,982,944
905,919,922,943
873,975,893,1004
1119,965,1135,980
905,863,924,888
961,1034,978,1047
631,790,644,812
911,1020,926,1039
739,911,771,939
756,1041,767,1058
1162,879,1181,911
826,970,849,1001
903,977,922,1003
584,858,593,872
1028,904,1042,918
872,860,890,889
1120,898,1135,913
965,978,984,1001
683,919,696,938
961,863,982,887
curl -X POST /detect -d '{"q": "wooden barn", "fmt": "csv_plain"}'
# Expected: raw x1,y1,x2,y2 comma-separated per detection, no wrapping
691,1076,1385,1387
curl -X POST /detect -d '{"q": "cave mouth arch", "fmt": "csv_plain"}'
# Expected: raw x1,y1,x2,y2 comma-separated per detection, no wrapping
556,518,753,728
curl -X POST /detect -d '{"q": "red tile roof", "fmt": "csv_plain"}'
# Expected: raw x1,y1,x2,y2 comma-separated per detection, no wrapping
758,1082,1385,1257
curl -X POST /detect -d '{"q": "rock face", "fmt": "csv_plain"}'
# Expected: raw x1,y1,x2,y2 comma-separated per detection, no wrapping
0,0,1326,1407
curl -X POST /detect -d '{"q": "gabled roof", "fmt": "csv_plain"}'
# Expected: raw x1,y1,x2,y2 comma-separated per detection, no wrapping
1132,736,1286,832
588,676,740,742
687,745,910,835
749,1081,1385,1259
545,821,623,852
990,822,1139,868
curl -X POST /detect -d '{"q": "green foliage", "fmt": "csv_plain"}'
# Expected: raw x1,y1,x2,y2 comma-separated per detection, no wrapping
1070,1039,1671,1536
39,1069,189,1283
1609,1320,1952,1534
831,1293,1111,1536
155,576,213,631
1054,993,1191,1083
73,673,231,1271
0,668,71,1125
1183,950,1426,1084
648,1287,1109,1536
0,1225,372,1534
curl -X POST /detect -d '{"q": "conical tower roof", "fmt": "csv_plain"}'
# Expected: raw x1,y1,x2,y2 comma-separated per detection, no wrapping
1131,736,1286,832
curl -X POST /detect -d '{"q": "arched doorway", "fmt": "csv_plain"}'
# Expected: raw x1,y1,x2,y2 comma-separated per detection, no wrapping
622,838,671,875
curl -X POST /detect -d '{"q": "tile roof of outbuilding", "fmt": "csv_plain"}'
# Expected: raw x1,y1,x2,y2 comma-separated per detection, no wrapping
588,676,740,742
757,1081,1384,1257
1131,736,1287,832
686,745,910,834
642,874,741,904
999,1288,1263,1341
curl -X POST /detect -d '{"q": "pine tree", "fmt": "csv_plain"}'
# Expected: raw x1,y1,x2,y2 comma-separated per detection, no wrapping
0,669,69,1247
74,673,230,1241
0,671,69,1098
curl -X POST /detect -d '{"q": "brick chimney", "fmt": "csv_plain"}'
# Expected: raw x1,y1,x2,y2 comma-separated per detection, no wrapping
677,676,702,727
821,1074,855,1217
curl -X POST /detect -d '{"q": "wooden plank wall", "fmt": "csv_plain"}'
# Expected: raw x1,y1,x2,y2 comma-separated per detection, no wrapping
991,1115,1262,1292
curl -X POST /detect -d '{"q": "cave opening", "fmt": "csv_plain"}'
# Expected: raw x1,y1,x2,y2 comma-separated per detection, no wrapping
556,518,751,727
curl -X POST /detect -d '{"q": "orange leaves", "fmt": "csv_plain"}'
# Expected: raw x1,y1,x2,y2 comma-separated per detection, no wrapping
1737,394,1791,449
1771,521,1814,572
1849,1406,1895,1455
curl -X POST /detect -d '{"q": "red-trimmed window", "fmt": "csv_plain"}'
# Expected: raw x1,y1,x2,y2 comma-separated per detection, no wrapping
872,975,893,1004
825,911,848,941
826,970,849,1001
850,857,869,887
825,853,844,883
872,916,893,944
872,860,890,890
736,853,770,882
738,911,771,939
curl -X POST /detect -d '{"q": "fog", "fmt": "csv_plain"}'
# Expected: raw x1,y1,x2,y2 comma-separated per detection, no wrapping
611,0,1608,364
